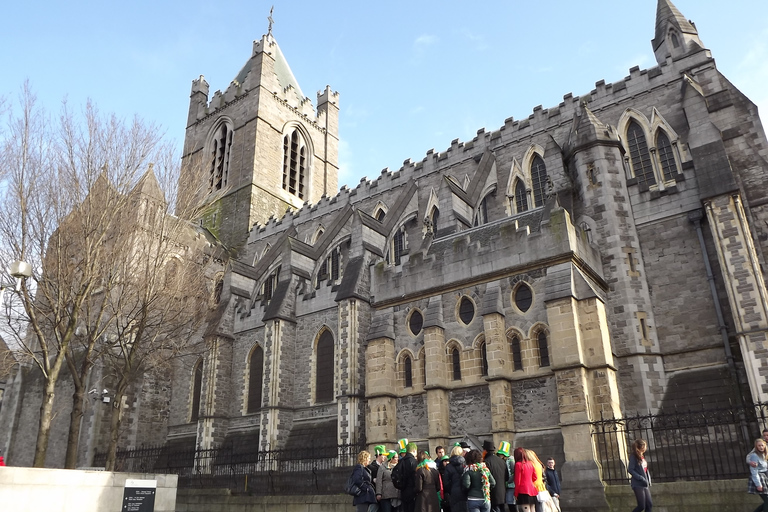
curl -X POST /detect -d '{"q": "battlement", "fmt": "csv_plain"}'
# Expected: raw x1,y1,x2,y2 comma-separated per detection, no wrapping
370,207,603,306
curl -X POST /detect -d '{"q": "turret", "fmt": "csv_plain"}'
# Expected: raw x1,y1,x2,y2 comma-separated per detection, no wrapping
652,0,705,65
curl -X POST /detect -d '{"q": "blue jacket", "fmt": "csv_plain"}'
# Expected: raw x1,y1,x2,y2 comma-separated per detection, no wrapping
351,463,377,505
627,454,650,489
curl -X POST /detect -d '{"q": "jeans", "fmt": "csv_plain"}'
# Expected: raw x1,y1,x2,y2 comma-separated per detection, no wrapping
467,499,491,512
632,487,652,512
379,500,392,512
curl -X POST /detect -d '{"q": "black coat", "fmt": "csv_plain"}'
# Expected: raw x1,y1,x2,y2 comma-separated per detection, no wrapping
442,455,468,512
399,452,420,502
544,467,561,496
484,453,508,506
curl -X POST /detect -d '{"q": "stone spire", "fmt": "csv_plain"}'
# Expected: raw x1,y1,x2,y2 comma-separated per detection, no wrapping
652,0,705,64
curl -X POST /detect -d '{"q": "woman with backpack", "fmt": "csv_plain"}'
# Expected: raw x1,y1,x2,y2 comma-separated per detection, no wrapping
350,450,378,512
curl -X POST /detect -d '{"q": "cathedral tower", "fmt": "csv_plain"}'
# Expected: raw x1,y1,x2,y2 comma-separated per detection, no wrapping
180,31,339,248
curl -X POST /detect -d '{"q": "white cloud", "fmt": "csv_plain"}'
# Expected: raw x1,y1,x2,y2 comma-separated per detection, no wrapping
414,34,438,47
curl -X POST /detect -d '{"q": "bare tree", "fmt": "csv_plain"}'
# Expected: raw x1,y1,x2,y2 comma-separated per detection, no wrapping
96,157,216,470
0,85,181,467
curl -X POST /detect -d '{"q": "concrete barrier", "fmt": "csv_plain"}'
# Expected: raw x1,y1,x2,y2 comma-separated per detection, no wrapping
0,466,177,512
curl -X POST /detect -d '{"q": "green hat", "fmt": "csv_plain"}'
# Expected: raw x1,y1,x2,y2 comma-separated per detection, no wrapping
440,455,449,462
387,450,398,461
497,441,511,457
398,438,409,453
374,445,387,456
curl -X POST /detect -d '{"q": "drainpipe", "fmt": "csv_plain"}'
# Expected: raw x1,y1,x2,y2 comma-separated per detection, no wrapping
688,209,736,378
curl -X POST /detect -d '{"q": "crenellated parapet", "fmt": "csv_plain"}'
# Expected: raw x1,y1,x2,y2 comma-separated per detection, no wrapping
371,205,604,307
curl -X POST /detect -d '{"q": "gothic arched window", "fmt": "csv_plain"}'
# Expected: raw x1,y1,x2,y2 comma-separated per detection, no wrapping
404,355,413,388
656,130,678,182
247,345,264,413
514,179,528,214
538,331,550,368
627,121,655,187
451,348,462,381
531,155,548,208
209,121,233,192
191,358,203,422
315,330,334,403
282,128,307,199
480,342,489,376
508,333,523,371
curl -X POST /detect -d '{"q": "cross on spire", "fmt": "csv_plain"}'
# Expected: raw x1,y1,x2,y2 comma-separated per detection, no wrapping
267,6,274,36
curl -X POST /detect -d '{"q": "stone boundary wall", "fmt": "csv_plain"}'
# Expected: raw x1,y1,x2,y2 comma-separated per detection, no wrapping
605,480,756,512
0,467,177,512
176,489,349,512
179,481,760,512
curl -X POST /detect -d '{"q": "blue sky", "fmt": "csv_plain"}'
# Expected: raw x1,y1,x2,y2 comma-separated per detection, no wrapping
2,1,767,188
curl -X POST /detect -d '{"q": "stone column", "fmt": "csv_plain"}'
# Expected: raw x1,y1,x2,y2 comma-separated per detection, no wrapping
196,335,233,454
547,285,621,512
423,296,450,449
366,309,397,447
259,319,292,450
481,284,514,444
705,194,768,402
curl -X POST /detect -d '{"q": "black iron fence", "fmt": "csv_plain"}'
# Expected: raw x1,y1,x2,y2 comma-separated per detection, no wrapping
591,401,768,483
93,442,365,494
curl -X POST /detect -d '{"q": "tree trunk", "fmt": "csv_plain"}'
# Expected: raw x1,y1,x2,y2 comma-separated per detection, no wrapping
104,390,125,471
64,385,86,468
32,380,56,467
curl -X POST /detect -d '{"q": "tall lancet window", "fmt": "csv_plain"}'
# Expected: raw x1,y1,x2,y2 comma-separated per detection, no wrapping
530,155,548,208
209,121,233,192
626,121,655,187
282,127,308,199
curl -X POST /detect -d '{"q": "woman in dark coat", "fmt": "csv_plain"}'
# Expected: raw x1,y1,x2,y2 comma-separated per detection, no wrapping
351,450,378,512
443,445,468,512
414,451,441,512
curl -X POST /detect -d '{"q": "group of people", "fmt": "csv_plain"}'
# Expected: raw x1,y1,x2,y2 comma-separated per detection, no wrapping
348,439,562,512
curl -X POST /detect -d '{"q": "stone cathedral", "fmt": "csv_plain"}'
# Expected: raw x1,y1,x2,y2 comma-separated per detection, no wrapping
3,0,768,505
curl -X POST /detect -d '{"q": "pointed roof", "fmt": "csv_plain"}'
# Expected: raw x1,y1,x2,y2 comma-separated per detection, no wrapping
234,34,304,97
130,164,166,204
653,0,699,50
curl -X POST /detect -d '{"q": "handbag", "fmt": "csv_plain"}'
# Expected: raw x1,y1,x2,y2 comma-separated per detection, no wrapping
344,470,362,496
537,489,552,503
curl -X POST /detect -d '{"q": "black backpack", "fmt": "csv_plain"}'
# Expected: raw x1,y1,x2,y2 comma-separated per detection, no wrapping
391,460,406,490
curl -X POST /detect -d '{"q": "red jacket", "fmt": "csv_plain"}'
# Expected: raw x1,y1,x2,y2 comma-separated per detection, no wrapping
0,456,5,466
514,461,538,497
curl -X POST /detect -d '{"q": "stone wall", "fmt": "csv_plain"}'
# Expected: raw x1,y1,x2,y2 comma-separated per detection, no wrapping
0,467,177,512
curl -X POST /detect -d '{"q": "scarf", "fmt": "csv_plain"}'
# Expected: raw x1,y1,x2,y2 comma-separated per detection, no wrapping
469,462,491,501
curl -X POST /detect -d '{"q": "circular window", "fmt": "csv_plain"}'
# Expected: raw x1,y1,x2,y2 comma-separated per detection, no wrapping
458,297,475,325
408,309,423,336
514,283,533,312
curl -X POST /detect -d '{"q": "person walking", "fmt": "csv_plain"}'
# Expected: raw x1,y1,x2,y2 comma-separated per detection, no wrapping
627,439,652,512
748,438,768,512
462,449,495,512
